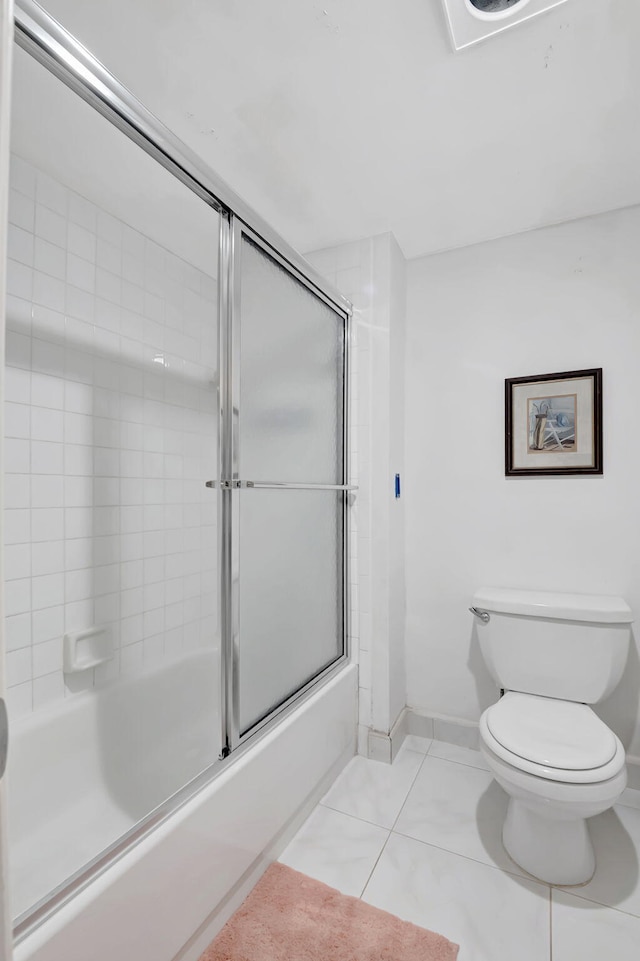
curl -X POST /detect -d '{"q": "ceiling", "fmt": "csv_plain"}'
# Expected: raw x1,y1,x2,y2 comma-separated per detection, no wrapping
27,0,640,260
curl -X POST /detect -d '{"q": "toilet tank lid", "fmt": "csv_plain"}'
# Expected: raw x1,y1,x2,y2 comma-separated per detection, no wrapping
473,588,633,624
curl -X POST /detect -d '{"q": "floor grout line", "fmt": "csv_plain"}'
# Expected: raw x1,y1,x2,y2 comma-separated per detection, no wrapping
389,826,550,888
549,885,553,961
552,885,640,921
358,829,393,900
388,747,430,834
315,800,389,832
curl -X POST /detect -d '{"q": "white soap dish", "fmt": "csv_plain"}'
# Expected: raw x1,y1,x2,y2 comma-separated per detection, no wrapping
63,627,113,673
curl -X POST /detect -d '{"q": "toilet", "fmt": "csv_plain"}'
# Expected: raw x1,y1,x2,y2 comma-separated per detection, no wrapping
472,587,632,885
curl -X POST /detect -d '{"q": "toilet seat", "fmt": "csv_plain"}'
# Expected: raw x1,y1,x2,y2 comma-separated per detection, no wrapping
479,693,626,784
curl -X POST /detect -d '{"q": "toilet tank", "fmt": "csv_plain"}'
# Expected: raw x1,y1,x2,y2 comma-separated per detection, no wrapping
473,588,633,703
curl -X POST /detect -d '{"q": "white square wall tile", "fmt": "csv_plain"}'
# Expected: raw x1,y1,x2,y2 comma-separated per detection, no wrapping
6,682,32,719
32,573,65,611
68,192,97,232
9,190,35,232
32,605,64,644
34,237,66,280
31,407,64,443
5,578,31,617
4,508,31,545
4,474,31,510
7,259,33,301
279,805,389,898
10,155,37,197
36,172,68,215
32,541,65,577
32,638,63,678
6,613,31,651
8,224,34,266
33,671,65,711
6,647,32,687
35,204,65,246
363,833,550,961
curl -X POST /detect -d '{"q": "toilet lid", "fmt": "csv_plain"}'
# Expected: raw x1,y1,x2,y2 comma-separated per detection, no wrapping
486,693,617,770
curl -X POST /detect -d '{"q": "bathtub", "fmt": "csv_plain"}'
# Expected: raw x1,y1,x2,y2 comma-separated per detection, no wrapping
9,654,357,961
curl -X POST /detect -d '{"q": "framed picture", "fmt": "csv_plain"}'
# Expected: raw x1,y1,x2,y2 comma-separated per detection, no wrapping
505,368,602,476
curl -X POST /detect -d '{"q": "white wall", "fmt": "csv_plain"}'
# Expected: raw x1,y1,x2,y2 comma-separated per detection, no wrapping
405,205,640,755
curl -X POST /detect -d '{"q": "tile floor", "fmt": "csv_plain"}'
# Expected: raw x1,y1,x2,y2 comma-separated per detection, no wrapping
279,736,640,960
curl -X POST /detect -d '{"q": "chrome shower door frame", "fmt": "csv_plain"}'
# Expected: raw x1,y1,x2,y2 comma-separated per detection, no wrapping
221,218,352,751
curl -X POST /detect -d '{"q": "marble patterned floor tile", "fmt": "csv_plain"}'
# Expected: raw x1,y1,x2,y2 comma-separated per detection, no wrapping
320,749,424,829
278,804,389,897
363,832,550,961
427,739,489,770
557,804,640,917
394,755,529,877
552,890,640,961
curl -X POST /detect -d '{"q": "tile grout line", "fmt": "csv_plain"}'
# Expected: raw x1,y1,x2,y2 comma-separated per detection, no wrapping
390,826,549,887
388,747,432,835
358,828,393,901
317,800,390,833
551,884,640,921
549,885,553,961
358,749,431,901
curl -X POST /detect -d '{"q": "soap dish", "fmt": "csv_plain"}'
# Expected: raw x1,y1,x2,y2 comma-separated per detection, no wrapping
63,627,113,673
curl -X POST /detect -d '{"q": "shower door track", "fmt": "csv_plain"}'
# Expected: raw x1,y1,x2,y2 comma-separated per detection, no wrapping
9,0,354,944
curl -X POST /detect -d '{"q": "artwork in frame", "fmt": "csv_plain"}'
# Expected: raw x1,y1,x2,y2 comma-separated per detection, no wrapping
505,368,602,476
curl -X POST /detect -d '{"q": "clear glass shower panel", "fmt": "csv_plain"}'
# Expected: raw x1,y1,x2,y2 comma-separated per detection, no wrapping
238,491,343,735
239,238,343,484
5,45,220,923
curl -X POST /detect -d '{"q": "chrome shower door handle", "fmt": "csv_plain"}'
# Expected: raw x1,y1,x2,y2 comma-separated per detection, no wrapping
205,480,358,491
469,607,490,624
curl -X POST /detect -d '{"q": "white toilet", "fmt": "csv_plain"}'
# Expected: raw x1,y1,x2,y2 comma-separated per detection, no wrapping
472,587,632,885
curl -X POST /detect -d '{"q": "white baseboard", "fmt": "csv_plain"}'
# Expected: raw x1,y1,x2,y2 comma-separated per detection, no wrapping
364,708,640,791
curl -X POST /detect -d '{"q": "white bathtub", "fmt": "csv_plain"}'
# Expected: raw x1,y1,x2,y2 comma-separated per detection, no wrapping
9,655,357,961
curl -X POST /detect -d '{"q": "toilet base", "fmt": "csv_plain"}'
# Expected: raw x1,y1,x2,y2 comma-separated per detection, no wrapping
503,798,596,885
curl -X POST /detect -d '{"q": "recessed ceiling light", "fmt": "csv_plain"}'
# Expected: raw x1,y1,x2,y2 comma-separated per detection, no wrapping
441,0,569,51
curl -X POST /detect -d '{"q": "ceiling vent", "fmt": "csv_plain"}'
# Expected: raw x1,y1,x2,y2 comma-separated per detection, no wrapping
441,0,569,51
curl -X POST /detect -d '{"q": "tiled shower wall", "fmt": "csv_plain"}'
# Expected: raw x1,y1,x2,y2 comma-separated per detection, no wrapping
4,155,218,718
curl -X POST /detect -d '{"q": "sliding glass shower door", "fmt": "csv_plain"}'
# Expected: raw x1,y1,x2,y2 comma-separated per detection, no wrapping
4,0,352,936
222,226,350,744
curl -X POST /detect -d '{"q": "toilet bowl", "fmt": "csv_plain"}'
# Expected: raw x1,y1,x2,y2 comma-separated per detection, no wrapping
471,587,633,886
479,692,627,884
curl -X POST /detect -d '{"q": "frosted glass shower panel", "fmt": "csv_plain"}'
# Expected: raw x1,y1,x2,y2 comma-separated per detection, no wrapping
235,235,346,737
239,239,344,484
238,490,343,734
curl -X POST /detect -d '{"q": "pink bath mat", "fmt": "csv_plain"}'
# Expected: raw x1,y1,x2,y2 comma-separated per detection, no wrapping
199,861,459,961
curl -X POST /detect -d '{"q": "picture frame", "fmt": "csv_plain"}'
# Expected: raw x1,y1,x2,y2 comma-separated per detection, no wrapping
505,368,602,477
